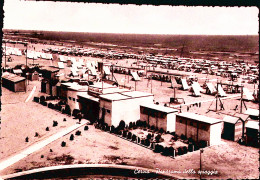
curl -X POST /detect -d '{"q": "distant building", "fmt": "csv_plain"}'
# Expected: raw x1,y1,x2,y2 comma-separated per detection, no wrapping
2,72,26,92
140,103,178,132
176,112,222,146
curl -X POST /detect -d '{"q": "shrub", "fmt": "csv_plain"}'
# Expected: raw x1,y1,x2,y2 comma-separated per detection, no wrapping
155,134,161,143
127,132,132,139
25,137,29,142
61,141,66,147
153,144,164,153
162,147,170,156
110,125,115,133
70,134,74,141
41,155,44,158
75,130,81,136
50,149,53,152
188,144,194,152
132,134,137,142
170,132,175,136
118,130,122,136
35,132,39,137
53,121,58,127
40,96,45,103
136,120,142,127
180,134,187,140
177,147,183,155
188,137,194,144
199,140,207,148
63,118,67,122
33,97,39,102
122,130,127,138
159,128,164,134
129,122,133,129
132,122,137,129
182,146,188,154
118,120,126,131
46,127,49,131
168,147,175,156
84,126,89,131
147,133,152,139
143,121,147,128
43,102,47,106
194,142,200,151
137,137,141,144
145,139,150,147
141,139,145,145
48,103,53,109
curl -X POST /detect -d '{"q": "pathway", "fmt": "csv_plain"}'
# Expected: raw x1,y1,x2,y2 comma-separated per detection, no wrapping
0,121,87,172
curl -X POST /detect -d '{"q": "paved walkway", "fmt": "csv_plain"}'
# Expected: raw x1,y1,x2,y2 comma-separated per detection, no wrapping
25,86,36,103
0,121,87,172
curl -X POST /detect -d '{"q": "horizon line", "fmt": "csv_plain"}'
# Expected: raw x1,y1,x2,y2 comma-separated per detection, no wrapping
3,28,259,36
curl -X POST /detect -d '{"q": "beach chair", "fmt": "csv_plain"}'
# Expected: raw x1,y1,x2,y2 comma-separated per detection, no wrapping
181,79,189,90
243,88,254,101
131,71,141,81
217,84,227,97
191,84,201,97
103,66,111,75
206,83,217,95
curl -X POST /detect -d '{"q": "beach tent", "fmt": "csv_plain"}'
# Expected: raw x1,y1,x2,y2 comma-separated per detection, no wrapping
131,71,141,81
181,79,189,90
206,83,217,95
217,84,227,97
191,83,201,97
243,88,254,101
103,66,111,75
58,62,65,69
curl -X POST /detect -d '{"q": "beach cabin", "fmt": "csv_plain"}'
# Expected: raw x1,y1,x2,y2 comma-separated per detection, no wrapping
245,108,259,120
2,72,26,92
140,103,178,132
99,91,154,127
30,71,39,81
222,115,245,141
245,121,259,147
77,92,99,122
176,112,222,146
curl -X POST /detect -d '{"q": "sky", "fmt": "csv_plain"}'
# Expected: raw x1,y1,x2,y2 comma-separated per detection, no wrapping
3,0,259,35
